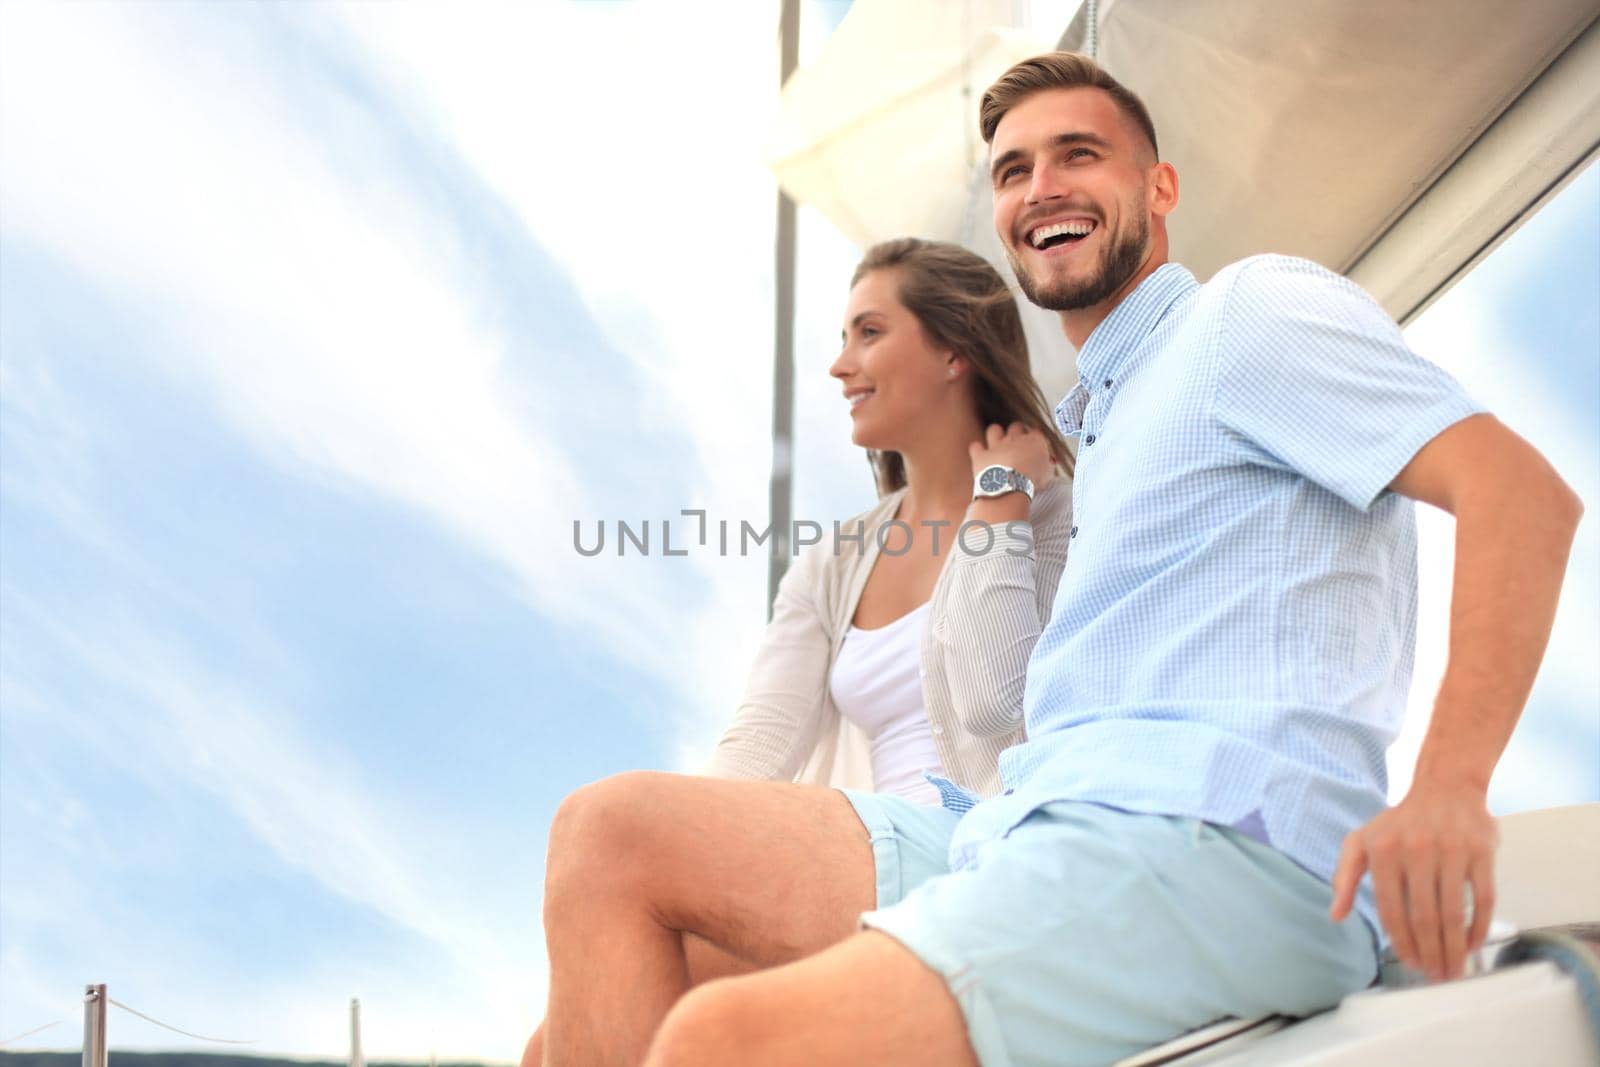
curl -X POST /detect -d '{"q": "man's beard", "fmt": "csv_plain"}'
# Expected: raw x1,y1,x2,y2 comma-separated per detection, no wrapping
1011,209,1149,312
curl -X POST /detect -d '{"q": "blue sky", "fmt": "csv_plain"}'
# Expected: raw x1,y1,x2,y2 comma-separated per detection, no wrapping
1,1,1594,1059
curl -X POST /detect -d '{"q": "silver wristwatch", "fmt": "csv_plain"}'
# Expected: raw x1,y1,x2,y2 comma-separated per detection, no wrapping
972,464,1034,501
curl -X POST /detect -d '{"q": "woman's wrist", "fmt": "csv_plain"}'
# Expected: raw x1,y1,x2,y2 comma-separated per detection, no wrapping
967,494,1030,525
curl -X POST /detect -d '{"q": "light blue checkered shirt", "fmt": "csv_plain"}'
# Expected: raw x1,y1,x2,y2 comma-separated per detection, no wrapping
936,255,1484,938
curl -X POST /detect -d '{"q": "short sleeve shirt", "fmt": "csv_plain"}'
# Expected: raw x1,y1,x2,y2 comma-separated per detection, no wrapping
946,255,1485,939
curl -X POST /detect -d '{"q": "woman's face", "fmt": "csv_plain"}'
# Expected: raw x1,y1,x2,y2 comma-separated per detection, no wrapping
830,268,959,452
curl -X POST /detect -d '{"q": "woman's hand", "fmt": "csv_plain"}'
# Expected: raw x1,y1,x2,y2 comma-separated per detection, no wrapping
969,422,1056,490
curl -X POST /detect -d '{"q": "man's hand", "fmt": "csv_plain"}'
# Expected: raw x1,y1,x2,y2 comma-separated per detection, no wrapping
1330,781,1498,981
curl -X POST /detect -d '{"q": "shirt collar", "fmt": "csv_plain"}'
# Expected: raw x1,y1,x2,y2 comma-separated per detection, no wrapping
1054,263,1197,436
1054,387,1089,436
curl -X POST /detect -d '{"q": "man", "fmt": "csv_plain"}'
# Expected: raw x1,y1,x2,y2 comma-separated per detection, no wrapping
535,53,1582,1067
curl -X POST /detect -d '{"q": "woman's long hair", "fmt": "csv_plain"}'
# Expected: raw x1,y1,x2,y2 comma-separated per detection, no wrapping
850,238,1073,494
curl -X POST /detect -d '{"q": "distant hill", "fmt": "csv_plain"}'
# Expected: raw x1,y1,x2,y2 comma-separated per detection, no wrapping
1,1055,499,1067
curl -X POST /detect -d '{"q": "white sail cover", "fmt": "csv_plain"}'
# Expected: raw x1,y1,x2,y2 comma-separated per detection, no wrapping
767,0,1052,249
770,0,1599,331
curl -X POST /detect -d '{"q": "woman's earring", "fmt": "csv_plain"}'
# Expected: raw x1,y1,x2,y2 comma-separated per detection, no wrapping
948,367,956,378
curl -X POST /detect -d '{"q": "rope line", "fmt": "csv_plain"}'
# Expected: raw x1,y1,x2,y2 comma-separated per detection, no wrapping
0,1020,64,1046
107,996,257,1045
1498,930,1600,1050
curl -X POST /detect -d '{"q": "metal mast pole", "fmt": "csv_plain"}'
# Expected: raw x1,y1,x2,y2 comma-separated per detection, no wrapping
82,984,107,1067
349,998,364,1067
768,0,800,617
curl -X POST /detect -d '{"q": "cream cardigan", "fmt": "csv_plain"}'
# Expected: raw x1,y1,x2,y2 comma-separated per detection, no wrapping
702,478,1072,798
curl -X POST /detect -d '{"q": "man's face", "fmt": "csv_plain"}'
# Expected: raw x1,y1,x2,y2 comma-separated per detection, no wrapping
990,87,1154,311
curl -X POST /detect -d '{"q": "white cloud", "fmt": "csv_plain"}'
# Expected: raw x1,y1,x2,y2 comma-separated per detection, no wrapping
0,1,777,711
318,0,791,510
324,1,798,742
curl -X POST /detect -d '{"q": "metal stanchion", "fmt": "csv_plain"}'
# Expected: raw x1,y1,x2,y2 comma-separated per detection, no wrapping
349,998,363,1067
82,985,106,1067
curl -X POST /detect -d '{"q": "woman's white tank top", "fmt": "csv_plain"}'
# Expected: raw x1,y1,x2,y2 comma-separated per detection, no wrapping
828,601,947,807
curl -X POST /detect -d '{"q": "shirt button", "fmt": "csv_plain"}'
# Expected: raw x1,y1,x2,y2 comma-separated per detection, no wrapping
932,725,944,736
1070,526,1078,538
1084,434,1096,445
1103,379,1113,389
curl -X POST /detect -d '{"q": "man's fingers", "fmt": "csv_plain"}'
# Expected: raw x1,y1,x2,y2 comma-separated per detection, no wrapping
1343,801,1500,980
1438,851,1469,979
1371,844,1417,970
1466,853,1496,951
1328,835,1365,921
986,423,1005,446
1405,851,1443,980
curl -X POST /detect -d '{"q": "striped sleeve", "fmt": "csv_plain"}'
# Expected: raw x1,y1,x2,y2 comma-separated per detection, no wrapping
700,541,831,781
934,480,1072,737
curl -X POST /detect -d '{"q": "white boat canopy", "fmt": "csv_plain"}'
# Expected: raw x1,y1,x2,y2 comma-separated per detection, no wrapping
767,0,1055,255
769,0,1599,398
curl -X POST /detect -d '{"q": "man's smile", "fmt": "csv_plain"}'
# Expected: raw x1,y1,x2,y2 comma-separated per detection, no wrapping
1022,215,1099,258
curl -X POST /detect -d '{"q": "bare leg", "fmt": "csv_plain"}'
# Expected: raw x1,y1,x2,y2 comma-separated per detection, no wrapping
520,934,754,1067
541,771,878,1067
644,930,978,1067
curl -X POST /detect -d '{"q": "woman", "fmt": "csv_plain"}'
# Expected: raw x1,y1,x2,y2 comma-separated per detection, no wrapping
703,236,1072,803
521,238,1071,1066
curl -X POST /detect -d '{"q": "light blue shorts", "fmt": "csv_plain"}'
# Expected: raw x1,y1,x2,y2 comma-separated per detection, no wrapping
841,791,1379,1067
839,788,964,909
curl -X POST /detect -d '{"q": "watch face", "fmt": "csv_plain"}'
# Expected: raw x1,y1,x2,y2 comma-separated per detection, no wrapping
978,466,1009,493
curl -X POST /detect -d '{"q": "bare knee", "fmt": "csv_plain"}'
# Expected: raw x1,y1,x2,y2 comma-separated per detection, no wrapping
518,1025,543,1067
543,771,673,924
642,981,762,1067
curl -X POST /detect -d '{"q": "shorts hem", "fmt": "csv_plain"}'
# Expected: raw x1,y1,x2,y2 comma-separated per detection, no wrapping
860,906,1013,1067
838,788,904,911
